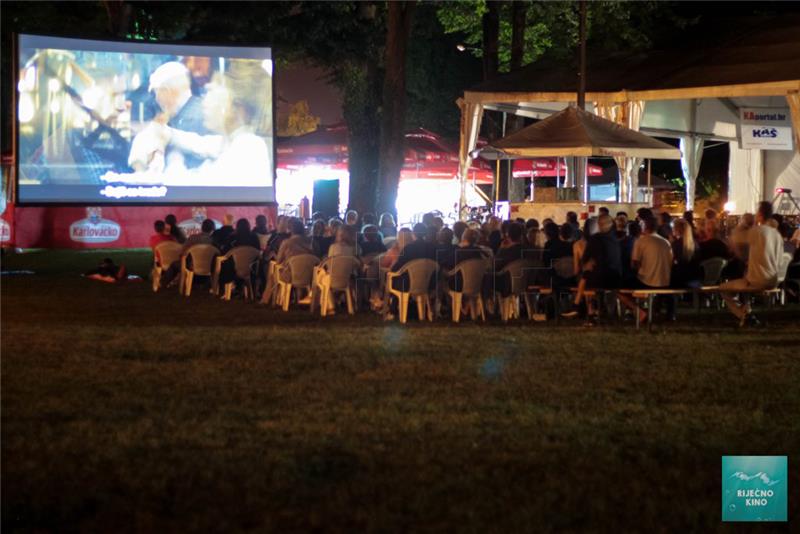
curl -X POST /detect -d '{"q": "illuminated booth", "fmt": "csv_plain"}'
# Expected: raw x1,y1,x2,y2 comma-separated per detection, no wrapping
458,13,800,218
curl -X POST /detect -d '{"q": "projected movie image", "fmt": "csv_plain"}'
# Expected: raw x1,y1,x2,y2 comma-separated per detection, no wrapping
17,35,274,204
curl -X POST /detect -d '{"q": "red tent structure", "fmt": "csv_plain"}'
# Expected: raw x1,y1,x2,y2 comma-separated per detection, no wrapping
511,158,604,179
276,124,494,183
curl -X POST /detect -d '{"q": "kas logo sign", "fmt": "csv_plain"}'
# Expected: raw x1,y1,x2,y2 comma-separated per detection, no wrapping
750,127,778,139
722,456,787,522
740,107,793,151
70,207,121,243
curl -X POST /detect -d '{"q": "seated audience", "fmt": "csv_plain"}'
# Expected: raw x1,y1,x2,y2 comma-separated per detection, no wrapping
620,221,641,285
695,219,730,264
543,223,573,267
615,213,629,240
223,218,261,252
562,214,622,321
266,216,291,257
276,218,315,264
670,218,699,287
328,224,360,257
657,212,673,241
379,212,397,238
492,223,525,297
310,219,329,258
149,220,176,252
212,214,236,250
381,228,413,270
618,217,674,322
165,213,187,244
720,201,783,326
434,227,458,271
253,214,270,236
391,223,437,273
344,210,359,230
183,219,216,252
360,225,387,257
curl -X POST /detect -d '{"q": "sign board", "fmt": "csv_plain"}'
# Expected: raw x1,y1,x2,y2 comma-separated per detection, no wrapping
739,108,794,150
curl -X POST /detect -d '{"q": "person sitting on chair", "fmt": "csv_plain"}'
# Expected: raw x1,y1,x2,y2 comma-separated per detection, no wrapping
561,214,622,323
617,216,674,323
719,201,784,326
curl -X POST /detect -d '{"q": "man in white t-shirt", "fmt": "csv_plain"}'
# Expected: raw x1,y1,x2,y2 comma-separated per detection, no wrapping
720,201,784,326
618,217,673,322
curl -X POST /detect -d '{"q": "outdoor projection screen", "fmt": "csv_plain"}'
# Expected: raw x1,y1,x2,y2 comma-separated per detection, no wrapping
16,34,275,204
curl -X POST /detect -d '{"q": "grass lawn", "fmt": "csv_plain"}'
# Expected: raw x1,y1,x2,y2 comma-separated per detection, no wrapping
2,249,799,531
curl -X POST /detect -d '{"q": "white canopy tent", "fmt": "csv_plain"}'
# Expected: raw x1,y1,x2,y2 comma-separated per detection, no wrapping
458,14,800,215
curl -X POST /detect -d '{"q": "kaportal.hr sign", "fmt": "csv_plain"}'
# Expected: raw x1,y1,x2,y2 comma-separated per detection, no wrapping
739,107,793,151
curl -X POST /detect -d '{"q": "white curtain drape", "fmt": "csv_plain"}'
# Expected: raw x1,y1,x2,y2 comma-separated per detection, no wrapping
680,136,704,211
457,98,484,219
727,141,763,214
593,101,645,202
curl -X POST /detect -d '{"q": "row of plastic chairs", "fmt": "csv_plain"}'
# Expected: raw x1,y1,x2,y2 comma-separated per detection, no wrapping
153,240,796,324
152,242,261,299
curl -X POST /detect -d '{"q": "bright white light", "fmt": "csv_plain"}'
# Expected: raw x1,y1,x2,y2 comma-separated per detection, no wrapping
65,66,73,85
131,73,141,90
261,59,273,76
82,86,103,109
18,93,35,123
50,99,61,114
20,66,36,92
723,201,736,213
48,78,61,92
396,179,483,226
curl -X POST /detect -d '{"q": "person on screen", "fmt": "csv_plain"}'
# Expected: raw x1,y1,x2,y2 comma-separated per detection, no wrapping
105,60,272,188
128,62,208,173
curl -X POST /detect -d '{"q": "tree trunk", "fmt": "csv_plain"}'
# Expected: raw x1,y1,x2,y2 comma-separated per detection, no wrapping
344,61,381,216
482,0,501,203
482,1,500,81
507,0,527,202
102,0,132,37
376,1,415,216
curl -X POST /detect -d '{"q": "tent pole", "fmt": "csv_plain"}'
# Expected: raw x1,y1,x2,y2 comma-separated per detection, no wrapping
647,158,652,207
494,159,500,207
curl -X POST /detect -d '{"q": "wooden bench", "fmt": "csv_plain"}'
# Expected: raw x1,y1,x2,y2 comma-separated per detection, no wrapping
618,289,689,329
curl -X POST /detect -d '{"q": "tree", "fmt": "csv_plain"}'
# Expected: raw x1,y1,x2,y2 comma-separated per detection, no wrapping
507,0,528,202
376,1,415,216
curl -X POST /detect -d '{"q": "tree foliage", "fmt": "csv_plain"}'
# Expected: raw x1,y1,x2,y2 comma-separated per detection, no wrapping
437,1,696,71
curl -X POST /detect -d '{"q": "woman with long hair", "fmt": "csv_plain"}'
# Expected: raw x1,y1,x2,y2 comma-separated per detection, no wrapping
671,218,699,287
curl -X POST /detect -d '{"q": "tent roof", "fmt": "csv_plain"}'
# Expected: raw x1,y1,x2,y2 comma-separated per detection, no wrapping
466,14,800,102
476,106,682,160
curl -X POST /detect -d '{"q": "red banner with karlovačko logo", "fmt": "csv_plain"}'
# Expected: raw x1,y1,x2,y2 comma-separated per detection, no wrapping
9,205,277,249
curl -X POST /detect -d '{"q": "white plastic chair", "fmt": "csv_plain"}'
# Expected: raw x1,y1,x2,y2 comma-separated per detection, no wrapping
180,244,220,296
152,241,183,292
275,254,320,311
446,258,488,322
386,259,438,323
313,255,362,316
213,246,262,301
775,252,793,305
495,259,535,322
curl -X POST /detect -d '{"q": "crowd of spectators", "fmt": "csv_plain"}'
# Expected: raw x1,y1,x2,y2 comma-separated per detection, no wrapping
148,203,799,325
